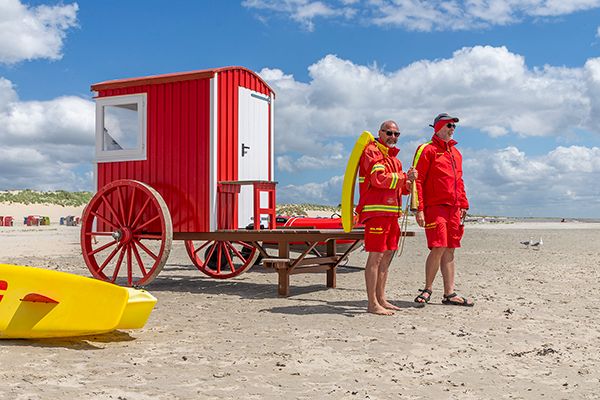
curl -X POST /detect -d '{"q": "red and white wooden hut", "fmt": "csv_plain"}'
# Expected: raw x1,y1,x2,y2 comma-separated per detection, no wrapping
92,66,275,232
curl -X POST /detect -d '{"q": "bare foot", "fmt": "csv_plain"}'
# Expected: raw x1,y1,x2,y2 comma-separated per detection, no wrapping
379,300,401,310
367,305,394,315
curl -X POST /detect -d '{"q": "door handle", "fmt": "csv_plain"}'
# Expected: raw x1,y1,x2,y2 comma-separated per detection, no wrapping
242,143,250,157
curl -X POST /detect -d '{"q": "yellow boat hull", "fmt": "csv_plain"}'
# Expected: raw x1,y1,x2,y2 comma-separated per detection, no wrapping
0,264,156,339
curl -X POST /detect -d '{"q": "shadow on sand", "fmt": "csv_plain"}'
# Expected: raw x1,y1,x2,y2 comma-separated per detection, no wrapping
145,263,423,316
145,263,365,300
262,299,425,317
0,330,135,349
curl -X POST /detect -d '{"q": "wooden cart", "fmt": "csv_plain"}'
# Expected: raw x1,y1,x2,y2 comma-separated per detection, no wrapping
81,66,412,296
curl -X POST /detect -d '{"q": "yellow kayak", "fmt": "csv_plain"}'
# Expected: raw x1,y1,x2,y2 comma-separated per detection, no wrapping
0,264,156,339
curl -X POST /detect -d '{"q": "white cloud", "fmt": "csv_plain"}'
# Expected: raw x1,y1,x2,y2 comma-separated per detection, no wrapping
372,0,600,31
261,46,598,167
583,57,600,125
242,0,355,31
276,155,295,173
545,145,600,172
0,77,95,190
276,142,345,172
0,78,18,109
481,125,509,137
0,0,78,64
277,145,600,217
243,0,600,31
278,175,344,204
524,0,600,16
1,96,94,146
0,146,91,191
465,145,600,217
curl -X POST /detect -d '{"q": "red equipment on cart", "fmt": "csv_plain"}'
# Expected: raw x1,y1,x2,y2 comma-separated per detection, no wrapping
274,215,362,253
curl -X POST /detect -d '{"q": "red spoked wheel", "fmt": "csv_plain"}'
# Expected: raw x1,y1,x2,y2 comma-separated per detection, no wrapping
184,240,258,279
81,180,173,286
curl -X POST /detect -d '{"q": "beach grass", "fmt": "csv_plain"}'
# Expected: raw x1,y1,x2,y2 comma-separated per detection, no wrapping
0,190,92,207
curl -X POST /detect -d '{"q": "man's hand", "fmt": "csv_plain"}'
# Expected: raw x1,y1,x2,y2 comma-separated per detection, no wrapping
415,210,425,227
406,167,418,182
460,208,468,224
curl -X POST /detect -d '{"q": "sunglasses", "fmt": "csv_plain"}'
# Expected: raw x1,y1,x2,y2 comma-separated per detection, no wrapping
384,130,401,137
446,123,456,129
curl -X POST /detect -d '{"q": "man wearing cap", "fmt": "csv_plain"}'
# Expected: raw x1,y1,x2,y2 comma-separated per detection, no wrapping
356,120,418,315
412,113,474,307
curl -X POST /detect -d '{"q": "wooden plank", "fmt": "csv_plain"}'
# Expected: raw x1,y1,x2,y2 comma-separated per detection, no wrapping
261,258,291,263
289,265,331,275
173,229,384,242
293,256,338,266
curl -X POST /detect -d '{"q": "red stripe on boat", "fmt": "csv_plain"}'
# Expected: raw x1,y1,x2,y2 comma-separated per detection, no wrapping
20,293,59,304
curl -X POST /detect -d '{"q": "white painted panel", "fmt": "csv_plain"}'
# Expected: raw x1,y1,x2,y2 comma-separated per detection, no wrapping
237,87,270,228
270,94,275,180
209,76,218,232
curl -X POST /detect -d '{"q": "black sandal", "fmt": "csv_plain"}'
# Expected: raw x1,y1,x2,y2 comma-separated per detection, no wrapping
414,289,432,304
442,292,474,307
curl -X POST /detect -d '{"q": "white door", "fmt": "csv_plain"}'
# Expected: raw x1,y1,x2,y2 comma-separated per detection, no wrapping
237,87,270,228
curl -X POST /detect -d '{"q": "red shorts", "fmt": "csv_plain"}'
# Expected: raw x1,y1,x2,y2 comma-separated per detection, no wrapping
364,216,400,252
424,205,464,249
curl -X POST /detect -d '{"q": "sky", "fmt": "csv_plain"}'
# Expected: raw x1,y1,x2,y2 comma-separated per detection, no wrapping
1,0,599,218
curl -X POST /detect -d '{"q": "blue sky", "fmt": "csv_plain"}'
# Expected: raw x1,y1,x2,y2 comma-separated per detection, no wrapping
1,0,600,218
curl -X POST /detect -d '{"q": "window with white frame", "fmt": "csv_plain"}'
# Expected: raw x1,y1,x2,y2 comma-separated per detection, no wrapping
95,93,147,162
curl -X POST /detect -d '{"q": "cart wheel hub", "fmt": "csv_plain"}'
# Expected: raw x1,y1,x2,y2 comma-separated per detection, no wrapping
112,228,133,244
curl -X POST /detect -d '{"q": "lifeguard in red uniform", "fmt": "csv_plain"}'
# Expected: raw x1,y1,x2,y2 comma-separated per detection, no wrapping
356,120,417,315
413,113,474,307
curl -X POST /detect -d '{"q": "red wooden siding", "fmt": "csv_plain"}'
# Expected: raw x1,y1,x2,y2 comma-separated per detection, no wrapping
96,79,211,233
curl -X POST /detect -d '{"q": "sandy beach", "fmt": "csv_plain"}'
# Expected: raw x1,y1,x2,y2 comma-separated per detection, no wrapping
1,214,599,399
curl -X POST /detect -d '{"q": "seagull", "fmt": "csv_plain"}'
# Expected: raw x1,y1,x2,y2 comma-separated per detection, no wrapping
520,237,533,248
530,237,543,250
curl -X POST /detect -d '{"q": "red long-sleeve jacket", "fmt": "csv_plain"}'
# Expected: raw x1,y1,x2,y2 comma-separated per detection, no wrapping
356,139,410,223
413,134,469,211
